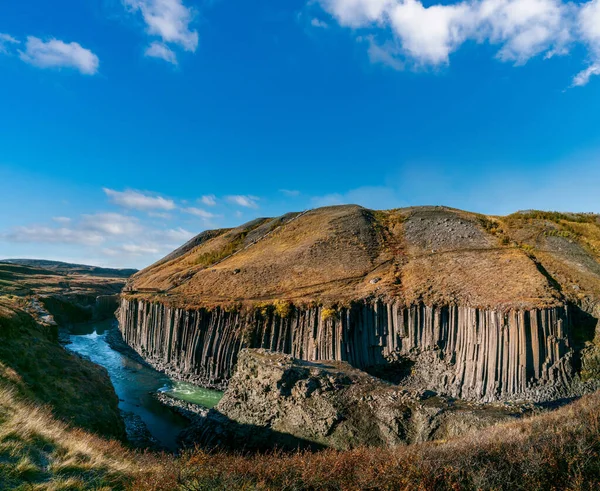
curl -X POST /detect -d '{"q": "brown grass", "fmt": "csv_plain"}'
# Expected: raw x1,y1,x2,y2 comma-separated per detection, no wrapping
137,391,600,491
0,385,144,490
5,383,599,490
128,206,600,311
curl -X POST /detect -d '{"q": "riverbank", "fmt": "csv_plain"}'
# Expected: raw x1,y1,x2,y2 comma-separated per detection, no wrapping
64,320,222,451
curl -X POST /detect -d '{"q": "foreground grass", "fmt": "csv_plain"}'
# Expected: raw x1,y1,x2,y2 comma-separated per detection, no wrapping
0,385,148,490
0,372,599,490
138,391,600,491
0,299,124,439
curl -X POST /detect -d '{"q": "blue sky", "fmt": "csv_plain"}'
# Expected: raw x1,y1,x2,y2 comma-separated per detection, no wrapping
1,0,599,268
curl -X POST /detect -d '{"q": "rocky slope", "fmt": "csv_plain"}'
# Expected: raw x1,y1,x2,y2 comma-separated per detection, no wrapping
119,206,600,402
186,349,523,451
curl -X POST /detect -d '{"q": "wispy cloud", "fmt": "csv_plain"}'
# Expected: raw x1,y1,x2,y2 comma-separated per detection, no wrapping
52,216,71,224
226,195,260,208
182,207,215,218
160,227,195,242
3,225,105,246
19,37,99,75
572,63,600,86
200,194,217,206
279,189,301,197
103,188,176,211
80,213,142,236
124,0,198,63
0,33,19,54
148,211,172,218
145,41,178,64
316,0,600,86
3,213,142,245
311,18,329,28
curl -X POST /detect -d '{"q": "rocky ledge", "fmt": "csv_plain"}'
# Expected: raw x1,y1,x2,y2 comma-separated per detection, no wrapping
183,349,527,451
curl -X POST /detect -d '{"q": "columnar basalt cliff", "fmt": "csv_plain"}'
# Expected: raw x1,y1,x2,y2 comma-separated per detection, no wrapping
119,298,576,401
119,206,600,402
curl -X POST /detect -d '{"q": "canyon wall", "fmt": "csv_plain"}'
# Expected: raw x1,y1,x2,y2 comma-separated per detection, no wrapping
118,298,580,402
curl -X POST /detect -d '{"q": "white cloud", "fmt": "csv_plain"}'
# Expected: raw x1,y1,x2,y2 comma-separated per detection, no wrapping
103,188,176,211
81,213,142,236
19,37,99,75
160,227,195,242
280,189,301,197
200,194,217,206
148,211,172,218
226,195,260,208
1,207,198,269
387,0,473,65
52,216,71,224
0,33,19,54
122,243,161,254
182,207,215,218
363,36,404,69
124,0,198,51
579,0,600,48
103,243,161,256
145,41,178,64
320,0,393,27
316,0,600,84
311,18,330,28
572,63,600,86
3,213,141,246
575,0,600,85
3,226,105,246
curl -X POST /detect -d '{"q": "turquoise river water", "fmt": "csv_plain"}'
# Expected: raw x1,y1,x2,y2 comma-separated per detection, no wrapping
66,320,222,450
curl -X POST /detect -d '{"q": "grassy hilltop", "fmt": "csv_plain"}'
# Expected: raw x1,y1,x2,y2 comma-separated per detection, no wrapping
126,206,600,312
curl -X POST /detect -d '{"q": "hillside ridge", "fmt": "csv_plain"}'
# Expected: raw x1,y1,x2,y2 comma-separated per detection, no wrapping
125,205,600,311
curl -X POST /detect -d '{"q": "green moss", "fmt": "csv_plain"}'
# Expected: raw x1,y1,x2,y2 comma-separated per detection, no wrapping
507,210,598,224
321,307,338,322
193,232,248,267
273,300,293,319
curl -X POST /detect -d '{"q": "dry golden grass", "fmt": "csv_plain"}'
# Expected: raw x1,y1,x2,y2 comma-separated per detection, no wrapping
2,375,599,490
128,205,600,311
0,384,145,490
0,262,126,299
136,391,600,491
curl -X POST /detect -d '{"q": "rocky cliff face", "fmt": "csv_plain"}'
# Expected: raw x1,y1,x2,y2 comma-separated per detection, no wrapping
119,298,584,402
184,349,522,451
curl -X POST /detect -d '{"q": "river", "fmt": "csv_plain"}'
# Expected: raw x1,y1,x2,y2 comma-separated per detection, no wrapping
66,319,223,451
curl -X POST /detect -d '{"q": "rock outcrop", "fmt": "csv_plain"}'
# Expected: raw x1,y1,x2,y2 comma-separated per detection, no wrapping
119,206,600,402
185,349,522,451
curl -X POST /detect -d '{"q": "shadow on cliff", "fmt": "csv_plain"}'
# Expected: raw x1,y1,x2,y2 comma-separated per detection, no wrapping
570,304,598,374
179,409,327,454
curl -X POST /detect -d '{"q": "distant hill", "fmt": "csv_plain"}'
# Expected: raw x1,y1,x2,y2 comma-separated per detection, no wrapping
1,259,137,278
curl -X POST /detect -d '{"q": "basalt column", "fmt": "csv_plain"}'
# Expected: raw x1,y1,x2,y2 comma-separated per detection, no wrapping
118,298,574,400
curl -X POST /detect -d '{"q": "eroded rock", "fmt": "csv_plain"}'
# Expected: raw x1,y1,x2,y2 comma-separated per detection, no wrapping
184,349,522,451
